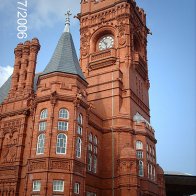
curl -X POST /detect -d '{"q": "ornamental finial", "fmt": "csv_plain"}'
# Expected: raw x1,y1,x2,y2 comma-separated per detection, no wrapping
64,9,72,32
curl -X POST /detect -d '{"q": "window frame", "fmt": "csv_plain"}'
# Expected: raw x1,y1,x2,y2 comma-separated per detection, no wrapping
59,108,69,119
77,125,82,135
36,134,45,155
88,143,93,151
32,180,41,192
136,140,143,150
74,182,80,194
58,121,68,131
76,137,82,158
93,155,97,173
136,150,143,159
40,109,48,120
78,113,83,125
139,160,144,177
56,134,67,154
93,135,98,145
88,153,92,171
53,180,64,192
39,121,46,131
88,133,93,142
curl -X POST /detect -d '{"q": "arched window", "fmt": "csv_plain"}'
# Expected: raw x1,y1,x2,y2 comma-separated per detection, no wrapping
87,133,98,172
94,136,98,145
88,133,93,142
88,153,92,171
59,108,69,119
77,114,83,135
36,134,45,154
136,140,143,150
93,155,97,173
56,134,67,154
78,113,83,125
76,137,82,158
39,109,48,131
139,160,144,176
40,109,48,119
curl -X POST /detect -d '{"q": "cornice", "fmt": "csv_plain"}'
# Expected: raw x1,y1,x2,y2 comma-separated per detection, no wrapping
0,108,29,119
80,0,130,18
38,72,88,86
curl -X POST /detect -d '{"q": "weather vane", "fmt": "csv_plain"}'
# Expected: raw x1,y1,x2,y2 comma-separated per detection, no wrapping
65,9,72,24
64,9,72,32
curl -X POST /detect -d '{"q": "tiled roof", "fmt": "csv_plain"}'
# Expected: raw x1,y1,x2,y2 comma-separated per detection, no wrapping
0,73,41,104
0,76,11,104
42,32,86,81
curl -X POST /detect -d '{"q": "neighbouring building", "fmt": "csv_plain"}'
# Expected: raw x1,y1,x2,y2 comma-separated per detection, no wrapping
0,0,166,195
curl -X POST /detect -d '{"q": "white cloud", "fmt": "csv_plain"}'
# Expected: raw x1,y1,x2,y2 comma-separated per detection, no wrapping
29,0,81,30
0,65,13,87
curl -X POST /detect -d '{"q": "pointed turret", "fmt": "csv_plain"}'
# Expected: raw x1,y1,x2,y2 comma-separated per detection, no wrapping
42,10,85,81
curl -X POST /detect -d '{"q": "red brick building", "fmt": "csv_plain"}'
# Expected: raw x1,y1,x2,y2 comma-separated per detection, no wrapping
0,0,166,195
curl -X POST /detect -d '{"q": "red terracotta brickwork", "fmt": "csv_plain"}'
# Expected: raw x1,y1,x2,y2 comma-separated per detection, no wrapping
0,0,166,195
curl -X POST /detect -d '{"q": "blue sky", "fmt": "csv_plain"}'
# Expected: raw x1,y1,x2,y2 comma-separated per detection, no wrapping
0,0,195,176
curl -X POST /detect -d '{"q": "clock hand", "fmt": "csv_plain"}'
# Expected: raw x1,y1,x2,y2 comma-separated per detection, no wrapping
103,40,108,47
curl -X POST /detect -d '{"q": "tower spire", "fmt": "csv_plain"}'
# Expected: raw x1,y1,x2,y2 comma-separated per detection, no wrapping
64,9,72,33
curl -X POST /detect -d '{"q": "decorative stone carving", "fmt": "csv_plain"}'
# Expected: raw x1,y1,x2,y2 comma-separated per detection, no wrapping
29,160,46,171
50,91,57,105
0,119,22,164
80,29,91,57
0,166,16,179
118,25,126,46
50,160,70,171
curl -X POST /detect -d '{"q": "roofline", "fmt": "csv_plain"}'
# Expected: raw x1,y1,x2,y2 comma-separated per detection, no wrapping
39,71,88,85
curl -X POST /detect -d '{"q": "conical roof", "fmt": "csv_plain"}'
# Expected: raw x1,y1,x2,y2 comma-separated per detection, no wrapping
42,31,85,81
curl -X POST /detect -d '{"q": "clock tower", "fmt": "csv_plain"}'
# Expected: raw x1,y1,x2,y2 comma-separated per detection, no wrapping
79,0,165,195
80,0,150,122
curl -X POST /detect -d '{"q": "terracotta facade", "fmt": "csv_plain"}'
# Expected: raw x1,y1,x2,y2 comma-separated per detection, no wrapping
0,0,166,195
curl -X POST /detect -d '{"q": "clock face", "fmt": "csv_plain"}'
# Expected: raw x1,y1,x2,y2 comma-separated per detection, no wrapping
98,35,114,51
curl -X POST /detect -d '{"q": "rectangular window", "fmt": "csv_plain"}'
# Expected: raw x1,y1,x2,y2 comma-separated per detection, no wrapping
93,155,97,173
88,153,92,171
74,182,80,194
56,134,66,154
36,134,45,154
58,121,68,131
88,143,92,151
53,180,64,192
77,125,82,135
39,121,46,131
33,180,41,191
93,146,97,154
136,151,143,159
